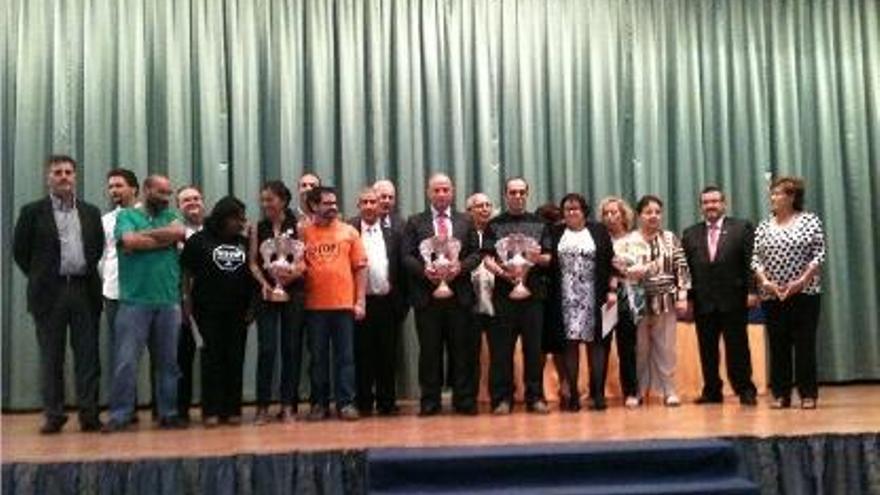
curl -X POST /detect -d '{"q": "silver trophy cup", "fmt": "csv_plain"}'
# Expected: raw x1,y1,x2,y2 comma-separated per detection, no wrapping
259,232,304,302
495,233,540,300
419,235,461,299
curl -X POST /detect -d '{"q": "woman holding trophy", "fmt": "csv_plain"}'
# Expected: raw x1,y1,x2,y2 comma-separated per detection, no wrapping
547,193,616,411
248,181,307,424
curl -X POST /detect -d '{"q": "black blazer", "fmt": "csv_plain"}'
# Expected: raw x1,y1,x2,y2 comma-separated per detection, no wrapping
13,197,105,317
545,222,615,331
348,216,408,319
401,209,480,310
682,216,755,315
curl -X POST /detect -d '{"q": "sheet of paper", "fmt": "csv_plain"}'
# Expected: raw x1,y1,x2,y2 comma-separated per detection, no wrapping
601,302,618,338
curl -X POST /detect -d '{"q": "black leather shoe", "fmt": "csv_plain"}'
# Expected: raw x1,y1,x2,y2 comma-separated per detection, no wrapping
589,398,607,411
80,418,103,432
418,404,441,417
377,405,400,416
739,394,758,406
694,394,723,405
40,416,68,435
455,405,478,416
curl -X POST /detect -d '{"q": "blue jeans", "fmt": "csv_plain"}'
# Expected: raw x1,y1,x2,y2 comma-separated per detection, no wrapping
307,310,355,410
109,303,181,423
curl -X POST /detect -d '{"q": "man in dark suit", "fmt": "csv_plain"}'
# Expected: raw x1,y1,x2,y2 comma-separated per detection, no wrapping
402,173,480,416
13,155,105,433
682,186,758,406
374,179,406,235
349,187,407,416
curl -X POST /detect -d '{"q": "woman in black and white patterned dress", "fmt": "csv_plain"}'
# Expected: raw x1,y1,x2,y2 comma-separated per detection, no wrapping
547,194,615,411
752,177,826,409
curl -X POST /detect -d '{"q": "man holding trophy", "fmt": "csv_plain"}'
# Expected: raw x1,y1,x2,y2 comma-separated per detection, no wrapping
482,178,553,415
402,173,481,416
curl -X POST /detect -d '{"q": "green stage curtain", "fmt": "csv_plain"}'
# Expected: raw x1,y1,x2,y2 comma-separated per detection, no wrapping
2,0,878,409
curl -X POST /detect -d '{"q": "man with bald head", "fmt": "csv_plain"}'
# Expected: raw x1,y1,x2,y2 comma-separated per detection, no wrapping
402,173,481,416
104,175,188,432
296,172,321,229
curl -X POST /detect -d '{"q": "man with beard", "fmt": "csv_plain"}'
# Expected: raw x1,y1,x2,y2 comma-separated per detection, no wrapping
100,168,140,388
682,186,758,406
301,186,368,421
103,175,188,432
14,155,105,433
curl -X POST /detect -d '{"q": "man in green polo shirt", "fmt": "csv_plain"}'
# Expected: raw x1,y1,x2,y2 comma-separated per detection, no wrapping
104,174,188,432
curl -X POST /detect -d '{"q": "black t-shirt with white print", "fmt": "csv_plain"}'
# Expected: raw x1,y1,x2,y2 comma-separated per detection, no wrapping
181,230,255,314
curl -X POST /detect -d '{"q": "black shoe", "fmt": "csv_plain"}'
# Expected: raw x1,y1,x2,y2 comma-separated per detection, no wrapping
589,398,607,411
158,417,188,430
739,393,758,406
40,416,68,435
455,405,478,416
563,398,581,412
377,404,400,416
101,420,130,434
694,394,724,405
418,404,441,417
80,418,103,432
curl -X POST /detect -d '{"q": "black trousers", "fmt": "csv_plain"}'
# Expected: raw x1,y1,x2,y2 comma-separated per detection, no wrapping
612,300,639,398
763,294,821,400
33,278,101,425
177,320,197,420
355,294,400,412
414,299,476,410
197,310,248,419
256,296,306,408
694,307,757,398
567,336,611,404
489,298,544,407
472,313,493,388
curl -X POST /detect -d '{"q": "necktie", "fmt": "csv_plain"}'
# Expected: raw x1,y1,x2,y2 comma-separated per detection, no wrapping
708,223,720,261
436,211,449,238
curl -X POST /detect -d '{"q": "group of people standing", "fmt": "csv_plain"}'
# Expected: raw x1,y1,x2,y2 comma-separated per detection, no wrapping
13,154,826,434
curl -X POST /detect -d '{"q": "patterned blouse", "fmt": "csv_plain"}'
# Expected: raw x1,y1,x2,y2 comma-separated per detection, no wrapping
751,212,826,299
627,230,691,316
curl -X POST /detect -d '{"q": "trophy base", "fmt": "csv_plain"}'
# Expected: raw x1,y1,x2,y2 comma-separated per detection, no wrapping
509,285,532,300
433,283,454,299
267,289,290,303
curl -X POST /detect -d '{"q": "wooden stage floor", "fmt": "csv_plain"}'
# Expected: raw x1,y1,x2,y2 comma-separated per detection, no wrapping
2,385,878,464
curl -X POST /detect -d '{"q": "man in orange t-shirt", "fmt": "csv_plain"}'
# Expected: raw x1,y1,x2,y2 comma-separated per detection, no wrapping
301,186,367,421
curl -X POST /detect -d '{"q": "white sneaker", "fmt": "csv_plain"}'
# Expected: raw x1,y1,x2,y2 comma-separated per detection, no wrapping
664,394,681,407
624,396,641,409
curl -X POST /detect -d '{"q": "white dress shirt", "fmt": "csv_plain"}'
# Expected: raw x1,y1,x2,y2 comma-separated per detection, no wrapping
361,220,391,296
